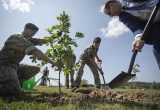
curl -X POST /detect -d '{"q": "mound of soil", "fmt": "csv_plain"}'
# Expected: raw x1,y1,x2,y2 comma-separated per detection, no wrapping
29,89,160,104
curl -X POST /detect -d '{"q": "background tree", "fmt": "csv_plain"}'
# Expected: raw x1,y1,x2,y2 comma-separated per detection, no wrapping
30,11,84,92
131,63,140,89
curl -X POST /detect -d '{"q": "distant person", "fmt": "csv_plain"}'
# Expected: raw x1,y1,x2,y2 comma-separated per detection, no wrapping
65,49,76,89
103,0,160,69
74,37,102,89
40,67,50,86
0,23,62,96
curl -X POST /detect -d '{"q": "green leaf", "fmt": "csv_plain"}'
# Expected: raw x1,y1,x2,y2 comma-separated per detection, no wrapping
33,11,85,75
52,25,63,30
41,61,47,66
46,49,53,53
75,32,85,38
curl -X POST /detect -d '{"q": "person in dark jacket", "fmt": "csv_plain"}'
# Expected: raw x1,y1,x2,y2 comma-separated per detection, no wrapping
103,0,160,69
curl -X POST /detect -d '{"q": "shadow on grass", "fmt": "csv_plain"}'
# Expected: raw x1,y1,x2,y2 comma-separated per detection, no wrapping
0,92,66,107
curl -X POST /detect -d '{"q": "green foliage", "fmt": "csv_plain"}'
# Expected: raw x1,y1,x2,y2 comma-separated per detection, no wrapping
30,11,85,75
29,56,37,63
75,32,85,39
132,63,140,82
119,82,160,90
132,63,140,74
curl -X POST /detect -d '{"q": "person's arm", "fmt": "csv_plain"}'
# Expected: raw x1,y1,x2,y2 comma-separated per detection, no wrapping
87,48,99,69
31,49,59,67
5,35,61,67
119,12,145,51
93,60,99,69
123,0,150,2
96,54,102,64
29,38,46,46
119,12,144,37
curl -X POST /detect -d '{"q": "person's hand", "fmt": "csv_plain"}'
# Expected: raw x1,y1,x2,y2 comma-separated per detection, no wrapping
39,39,47,45
132,36,144,52
42,39,47,44
53,61,63,71
51,61,63,68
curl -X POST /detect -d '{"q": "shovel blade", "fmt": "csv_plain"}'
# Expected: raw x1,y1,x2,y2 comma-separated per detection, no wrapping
108,71,136,89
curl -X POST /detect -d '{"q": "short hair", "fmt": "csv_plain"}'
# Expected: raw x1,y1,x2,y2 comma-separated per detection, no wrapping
93,37,101,43
25,23,39,31
104,0,118,15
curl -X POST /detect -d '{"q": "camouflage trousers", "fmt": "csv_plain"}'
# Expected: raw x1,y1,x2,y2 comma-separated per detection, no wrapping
74,60,101,88
65,67,74,89
0,64,40,96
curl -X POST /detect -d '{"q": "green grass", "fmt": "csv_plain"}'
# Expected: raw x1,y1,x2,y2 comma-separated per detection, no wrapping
0,87,160,110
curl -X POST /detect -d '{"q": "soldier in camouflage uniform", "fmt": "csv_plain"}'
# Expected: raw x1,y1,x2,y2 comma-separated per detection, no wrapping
74,37,102,89
65,52,76,89
39,67,49,86
0,23,61,96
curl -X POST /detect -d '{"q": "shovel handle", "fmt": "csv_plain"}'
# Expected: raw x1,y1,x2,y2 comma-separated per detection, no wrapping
102,74,106,84
128,50,138,74
97,63,106,84
141,2,160,41
128,2,160,74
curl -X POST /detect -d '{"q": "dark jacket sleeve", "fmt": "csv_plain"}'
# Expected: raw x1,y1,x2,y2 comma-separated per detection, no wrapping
119,12,154,44
119,12,146,36
123,0,150,2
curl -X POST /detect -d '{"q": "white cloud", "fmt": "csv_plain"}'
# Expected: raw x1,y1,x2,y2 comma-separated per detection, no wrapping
1,0,34,13
101,18,129,38
99,4,105,13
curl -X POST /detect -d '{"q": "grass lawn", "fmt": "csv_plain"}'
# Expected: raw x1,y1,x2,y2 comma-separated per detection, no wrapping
0,86,160,110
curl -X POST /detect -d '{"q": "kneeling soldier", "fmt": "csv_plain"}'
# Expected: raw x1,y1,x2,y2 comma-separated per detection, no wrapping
0,23,61,96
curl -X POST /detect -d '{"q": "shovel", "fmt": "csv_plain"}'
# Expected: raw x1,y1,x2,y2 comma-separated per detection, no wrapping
98,64,111,89
108,2,160,89
98,63,106,85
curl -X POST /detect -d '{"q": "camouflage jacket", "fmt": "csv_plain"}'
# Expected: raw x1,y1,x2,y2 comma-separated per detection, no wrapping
0,34,45,66
80,45,98,63
66,53,76,67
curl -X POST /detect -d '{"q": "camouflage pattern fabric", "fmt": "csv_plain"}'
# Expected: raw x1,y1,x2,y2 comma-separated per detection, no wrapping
0,34,42,96
80,45,98,64
17,64,40,86
65,53,76,88
65,65,75,88
0,65,22,96
74,45,101,88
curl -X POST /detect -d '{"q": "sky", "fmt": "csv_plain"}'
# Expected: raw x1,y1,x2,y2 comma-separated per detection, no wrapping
0,0,159,86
